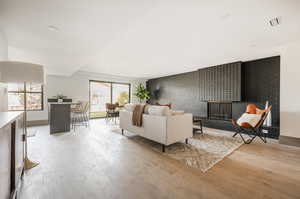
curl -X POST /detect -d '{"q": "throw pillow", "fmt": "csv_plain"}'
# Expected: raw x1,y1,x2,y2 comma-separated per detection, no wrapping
148,106,171,116
237,113,262,128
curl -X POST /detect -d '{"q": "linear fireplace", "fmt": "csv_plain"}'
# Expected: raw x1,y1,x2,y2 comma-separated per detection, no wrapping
208,102,232,121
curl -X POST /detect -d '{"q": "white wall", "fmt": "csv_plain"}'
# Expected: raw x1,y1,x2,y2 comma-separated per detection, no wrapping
279,41,300,139
0,29,8,61
0,29,8,111
27,71,147,121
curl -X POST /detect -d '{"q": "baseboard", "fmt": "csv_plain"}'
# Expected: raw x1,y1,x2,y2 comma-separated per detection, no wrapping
27,120,48,127
279,135,300,147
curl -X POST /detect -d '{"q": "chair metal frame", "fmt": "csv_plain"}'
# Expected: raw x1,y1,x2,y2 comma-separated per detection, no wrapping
71,101,90,130
232,106,271,144
105,103,119,124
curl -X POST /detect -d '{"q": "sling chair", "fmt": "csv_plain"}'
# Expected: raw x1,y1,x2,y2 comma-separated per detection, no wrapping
232,105,272,144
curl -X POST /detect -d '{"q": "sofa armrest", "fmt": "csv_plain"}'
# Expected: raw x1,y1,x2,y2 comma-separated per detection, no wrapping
166,113,193,145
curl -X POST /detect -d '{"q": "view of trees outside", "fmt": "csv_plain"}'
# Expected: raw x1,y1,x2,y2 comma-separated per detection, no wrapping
112,83,130,105
8,92,25,110
8,83,43,111
26,93,43,110
89,81,130,118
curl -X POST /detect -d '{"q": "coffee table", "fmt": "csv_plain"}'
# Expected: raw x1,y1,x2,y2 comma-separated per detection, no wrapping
193,116,207,134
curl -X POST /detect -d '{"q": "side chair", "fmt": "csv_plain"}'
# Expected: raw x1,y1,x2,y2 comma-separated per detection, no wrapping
232,105,272,144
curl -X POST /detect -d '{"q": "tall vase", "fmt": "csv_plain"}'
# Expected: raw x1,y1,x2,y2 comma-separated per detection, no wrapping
263,101,272,126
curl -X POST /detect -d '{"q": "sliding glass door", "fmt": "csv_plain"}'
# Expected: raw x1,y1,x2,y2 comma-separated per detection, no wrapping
89,80,130,118
112,83,130,105
89,81,111,118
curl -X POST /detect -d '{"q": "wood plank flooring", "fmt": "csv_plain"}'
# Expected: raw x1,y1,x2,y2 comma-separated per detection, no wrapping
20,119,300,199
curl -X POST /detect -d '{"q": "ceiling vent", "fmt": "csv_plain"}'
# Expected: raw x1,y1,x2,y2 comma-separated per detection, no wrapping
269,17,281,27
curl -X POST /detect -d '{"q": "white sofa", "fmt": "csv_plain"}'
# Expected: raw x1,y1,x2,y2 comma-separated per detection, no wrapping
119,105,193,152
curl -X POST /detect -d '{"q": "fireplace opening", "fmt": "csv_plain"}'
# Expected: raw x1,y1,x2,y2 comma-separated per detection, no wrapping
208,102,232,121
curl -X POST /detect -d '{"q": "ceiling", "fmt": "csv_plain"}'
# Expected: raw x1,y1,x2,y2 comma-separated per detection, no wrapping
0,0,300,78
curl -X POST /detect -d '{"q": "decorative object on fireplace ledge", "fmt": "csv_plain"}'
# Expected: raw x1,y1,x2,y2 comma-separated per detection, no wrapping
53,94,68,103
262,101,272,134
264,101,272,126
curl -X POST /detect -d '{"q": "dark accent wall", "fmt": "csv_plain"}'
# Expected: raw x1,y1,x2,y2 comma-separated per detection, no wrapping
147,56,280,139
243,57,280,127
148,71,204,116
199,62,242,101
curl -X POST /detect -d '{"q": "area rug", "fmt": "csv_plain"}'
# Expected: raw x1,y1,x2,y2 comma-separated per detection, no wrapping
128,130,244,172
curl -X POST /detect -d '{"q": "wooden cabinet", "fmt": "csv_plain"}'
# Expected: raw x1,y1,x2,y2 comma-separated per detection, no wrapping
0,124,12,199
0,112,25,199
13,115,25,197
49,103,71,134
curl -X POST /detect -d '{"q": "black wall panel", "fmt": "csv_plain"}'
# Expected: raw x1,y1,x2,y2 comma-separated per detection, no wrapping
242,56,280,129
147,56,280,138
147,71,207,117
199,62,241,101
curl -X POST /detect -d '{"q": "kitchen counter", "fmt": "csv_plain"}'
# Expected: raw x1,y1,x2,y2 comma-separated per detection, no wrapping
48,103,73,134
0,111,23,129
48,102,78,105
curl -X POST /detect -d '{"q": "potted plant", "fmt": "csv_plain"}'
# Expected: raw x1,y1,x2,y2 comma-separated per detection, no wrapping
134,83,150,103
54,94,67,103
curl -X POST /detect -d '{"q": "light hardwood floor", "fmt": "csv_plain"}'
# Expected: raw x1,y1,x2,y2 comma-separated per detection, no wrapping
20,119,300,199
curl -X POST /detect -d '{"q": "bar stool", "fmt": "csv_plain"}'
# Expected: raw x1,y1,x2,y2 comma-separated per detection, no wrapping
71,101,89,130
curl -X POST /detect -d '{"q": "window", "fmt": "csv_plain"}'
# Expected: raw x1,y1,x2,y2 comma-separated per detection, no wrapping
8,83,43,111
89,80,130,118
112,83,130,105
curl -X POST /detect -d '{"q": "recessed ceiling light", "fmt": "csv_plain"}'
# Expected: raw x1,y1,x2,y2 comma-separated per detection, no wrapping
48,25,60,32
269,17,281,27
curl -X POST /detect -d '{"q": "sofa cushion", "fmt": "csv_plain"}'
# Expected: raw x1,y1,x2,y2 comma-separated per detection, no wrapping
148,105,171,116
154,102,172,109
171,110,184,116
237,113,262,128
124,103,136,112
144,104,151,114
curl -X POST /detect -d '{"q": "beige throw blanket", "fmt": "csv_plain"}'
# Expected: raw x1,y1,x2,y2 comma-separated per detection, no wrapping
132,104,147,127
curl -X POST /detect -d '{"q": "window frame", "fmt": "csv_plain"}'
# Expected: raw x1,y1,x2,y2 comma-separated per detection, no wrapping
7,83,44,111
